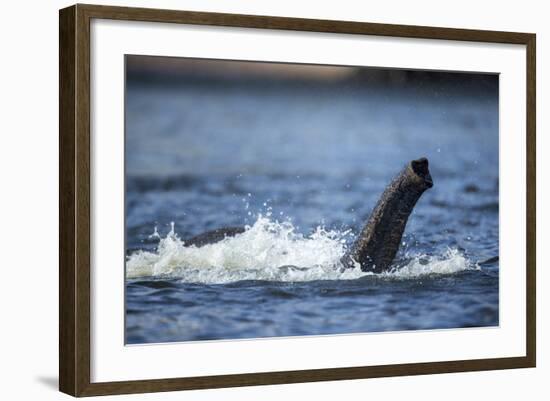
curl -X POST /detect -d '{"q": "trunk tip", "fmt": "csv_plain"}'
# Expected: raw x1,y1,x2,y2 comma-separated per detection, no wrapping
410,157,433,188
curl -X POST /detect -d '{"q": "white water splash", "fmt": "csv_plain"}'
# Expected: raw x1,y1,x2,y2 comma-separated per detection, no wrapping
381,248,479,279
126,216,476,283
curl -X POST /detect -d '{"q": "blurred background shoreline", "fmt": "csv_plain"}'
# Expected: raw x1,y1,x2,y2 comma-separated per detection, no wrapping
126,55,498,97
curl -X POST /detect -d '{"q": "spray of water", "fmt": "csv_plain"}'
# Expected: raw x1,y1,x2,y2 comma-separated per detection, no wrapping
126,215,476,283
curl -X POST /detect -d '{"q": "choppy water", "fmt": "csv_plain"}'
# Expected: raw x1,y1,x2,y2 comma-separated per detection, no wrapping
125,71,499,344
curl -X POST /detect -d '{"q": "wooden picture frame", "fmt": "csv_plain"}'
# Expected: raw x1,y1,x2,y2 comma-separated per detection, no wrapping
59,3,536,397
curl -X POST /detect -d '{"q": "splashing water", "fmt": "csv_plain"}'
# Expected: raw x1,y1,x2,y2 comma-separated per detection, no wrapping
126,216,476,283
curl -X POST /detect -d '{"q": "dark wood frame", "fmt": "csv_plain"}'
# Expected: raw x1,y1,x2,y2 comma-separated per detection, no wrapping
59,3,536,397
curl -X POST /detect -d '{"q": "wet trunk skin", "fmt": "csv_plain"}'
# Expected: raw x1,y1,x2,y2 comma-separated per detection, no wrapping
184,158,433,273
341,158,433,273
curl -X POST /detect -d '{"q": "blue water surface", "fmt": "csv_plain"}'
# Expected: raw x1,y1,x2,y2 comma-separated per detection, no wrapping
125,68,499,344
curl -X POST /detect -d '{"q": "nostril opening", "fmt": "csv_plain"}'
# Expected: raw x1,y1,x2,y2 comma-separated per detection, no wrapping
411,157,430,176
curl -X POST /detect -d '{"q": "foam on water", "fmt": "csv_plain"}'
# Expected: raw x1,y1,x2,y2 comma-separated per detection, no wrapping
126,216,476,283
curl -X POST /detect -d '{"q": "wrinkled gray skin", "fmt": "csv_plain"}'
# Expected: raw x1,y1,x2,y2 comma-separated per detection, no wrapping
340,158,433,272
184,158,433,273
184,226,245,248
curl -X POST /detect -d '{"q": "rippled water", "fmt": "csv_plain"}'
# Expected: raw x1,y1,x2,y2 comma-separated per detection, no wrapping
125,70,499,344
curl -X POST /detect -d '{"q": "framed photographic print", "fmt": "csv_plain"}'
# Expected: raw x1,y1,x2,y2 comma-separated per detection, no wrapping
59,4,536,397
